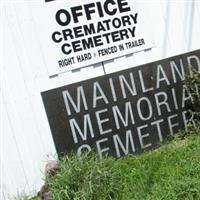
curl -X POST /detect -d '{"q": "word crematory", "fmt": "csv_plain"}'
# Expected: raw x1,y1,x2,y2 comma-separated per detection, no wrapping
34,0,153,75
42,49,200,157
52,0,137,55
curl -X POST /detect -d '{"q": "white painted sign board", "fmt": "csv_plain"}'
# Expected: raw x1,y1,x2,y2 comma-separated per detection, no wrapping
30,0,155,76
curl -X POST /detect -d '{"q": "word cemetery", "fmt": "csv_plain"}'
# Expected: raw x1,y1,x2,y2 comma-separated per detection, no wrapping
38,0,152,75
42,49,200,157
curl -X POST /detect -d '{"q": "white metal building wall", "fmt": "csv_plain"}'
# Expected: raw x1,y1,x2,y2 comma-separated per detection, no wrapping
2,0,200,199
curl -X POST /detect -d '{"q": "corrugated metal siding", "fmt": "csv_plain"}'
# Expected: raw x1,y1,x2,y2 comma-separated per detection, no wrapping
2,0,200,198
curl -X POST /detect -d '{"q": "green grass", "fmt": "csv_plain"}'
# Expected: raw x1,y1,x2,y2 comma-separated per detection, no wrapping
45,133,200,200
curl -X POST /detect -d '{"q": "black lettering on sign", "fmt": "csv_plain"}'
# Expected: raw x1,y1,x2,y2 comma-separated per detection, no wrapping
50,0,138,56
54,0,132,26
41,49,200,157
